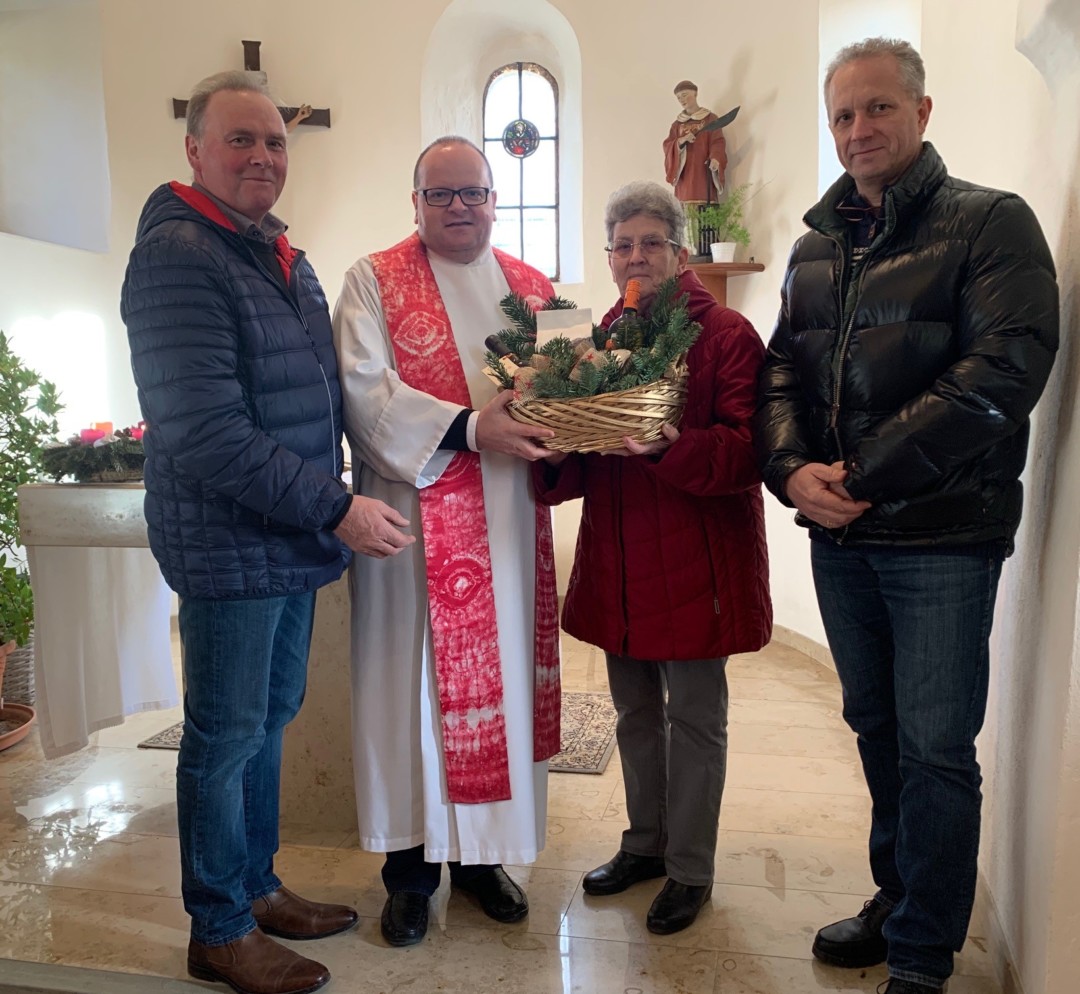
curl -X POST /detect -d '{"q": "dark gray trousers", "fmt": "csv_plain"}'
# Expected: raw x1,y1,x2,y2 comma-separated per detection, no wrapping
605,653,729,886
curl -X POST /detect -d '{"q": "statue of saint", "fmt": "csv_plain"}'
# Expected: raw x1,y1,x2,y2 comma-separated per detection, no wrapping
663,81,727,204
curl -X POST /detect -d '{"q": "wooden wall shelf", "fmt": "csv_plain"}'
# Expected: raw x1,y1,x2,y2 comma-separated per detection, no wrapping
688,262,765,306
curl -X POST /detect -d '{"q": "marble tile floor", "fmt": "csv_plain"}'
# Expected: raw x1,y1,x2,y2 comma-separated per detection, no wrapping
0,637,1002,994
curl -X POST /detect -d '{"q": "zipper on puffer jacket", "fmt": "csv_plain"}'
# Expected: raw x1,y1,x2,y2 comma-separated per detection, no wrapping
820,198,897,543
614,461,630,655
698,516,722,617
242,240,338,477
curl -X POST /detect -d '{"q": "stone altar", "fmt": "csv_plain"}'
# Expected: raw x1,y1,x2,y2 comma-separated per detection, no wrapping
16,483,358,840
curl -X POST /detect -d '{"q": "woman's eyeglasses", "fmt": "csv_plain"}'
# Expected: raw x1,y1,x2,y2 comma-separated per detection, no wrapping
605,237,680,259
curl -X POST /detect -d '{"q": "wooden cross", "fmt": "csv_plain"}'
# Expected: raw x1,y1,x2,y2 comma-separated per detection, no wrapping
172,40,330,129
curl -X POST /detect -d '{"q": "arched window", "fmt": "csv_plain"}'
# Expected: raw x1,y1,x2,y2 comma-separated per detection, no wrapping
483,63,559,280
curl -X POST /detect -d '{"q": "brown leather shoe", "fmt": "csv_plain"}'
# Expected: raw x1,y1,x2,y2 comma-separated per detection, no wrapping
187,928,330,994
253,885,359,941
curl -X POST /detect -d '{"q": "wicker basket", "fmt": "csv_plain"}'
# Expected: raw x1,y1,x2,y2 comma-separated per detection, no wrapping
508,360,689,453
0,636,35,706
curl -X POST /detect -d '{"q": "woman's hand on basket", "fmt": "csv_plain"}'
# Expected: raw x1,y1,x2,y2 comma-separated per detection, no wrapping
608,422,681,457
476,391,556,461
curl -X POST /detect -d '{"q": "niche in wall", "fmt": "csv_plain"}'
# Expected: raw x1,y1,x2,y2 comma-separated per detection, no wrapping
420,0,584,282
0,0,111,252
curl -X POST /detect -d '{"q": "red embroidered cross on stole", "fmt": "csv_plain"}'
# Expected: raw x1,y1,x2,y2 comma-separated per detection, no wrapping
370,233,561,804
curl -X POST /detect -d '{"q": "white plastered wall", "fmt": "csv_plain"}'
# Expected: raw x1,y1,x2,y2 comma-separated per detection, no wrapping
918,2,1080,990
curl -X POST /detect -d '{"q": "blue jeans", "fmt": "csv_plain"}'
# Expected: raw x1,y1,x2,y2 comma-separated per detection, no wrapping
811,539,1003,989
177,593,316,945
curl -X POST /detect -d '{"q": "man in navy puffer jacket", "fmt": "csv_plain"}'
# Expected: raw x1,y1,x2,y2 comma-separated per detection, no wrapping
122,70,413,994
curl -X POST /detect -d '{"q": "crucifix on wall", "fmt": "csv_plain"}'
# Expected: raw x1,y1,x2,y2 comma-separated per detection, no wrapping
172,40,331,130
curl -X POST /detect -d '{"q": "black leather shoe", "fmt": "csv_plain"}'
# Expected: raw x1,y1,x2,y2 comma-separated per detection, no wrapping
453,867,529,923
812,897,891,967
380,891,430,947
879,981,939,994
582,850,667,896
646,879,713,934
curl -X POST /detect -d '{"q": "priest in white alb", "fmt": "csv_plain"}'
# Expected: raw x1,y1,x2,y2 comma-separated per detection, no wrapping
332,136,561,948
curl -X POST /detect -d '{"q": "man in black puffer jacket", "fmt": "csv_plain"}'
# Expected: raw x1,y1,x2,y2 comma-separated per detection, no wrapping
122,71,413,994
754,38,1057,994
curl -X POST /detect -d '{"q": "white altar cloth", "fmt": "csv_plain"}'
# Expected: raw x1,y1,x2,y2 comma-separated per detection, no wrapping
17,484,177,758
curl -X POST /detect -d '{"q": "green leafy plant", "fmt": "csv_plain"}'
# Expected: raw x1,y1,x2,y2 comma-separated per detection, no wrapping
0,330,62,646
695,182,752,247
0,557,35,648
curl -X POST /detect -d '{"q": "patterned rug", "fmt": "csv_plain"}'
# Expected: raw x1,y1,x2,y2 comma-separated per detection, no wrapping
138,722,183,750
137,692,617,775
550,691,618,774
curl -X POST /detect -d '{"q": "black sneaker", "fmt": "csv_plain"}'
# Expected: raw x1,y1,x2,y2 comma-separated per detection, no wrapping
812,896,891,967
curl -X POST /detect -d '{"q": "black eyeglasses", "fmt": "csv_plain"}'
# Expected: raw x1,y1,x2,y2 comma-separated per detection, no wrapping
605,237,680,259
417,187,491,207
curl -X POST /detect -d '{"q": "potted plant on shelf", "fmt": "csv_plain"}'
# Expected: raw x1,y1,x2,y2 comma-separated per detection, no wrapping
695,183,752,263
0,329,61,715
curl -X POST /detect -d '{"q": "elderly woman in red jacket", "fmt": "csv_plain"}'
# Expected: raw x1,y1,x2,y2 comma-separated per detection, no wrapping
533,181,772,934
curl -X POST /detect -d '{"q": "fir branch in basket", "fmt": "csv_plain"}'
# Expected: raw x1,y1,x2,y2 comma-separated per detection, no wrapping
485,278,701,401
499,291,540,338
484,352,516,390
490,293,581,363
41,428,146,483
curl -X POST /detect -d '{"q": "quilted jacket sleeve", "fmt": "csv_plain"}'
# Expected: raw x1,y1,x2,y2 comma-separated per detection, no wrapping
752,244,818,508
123,230,349,532
843,195,1059,503
649,309,765,498
531,453,585,505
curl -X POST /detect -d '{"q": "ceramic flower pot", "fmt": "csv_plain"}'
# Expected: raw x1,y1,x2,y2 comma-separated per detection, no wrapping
0,640,36,752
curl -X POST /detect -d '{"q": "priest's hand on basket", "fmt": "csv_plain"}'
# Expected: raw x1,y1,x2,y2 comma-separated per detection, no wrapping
476,391,556,461
607,422,681,457
334,496,416,558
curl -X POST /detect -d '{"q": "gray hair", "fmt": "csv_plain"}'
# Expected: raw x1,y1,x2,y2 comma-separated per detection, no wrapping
412,136,494,189
824,37,926,103
186,70,276,138
604,181,687,247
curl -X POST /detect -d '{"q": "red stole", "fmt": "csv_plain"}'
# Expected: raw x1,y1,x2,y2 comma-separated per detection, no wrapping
370,233,560,804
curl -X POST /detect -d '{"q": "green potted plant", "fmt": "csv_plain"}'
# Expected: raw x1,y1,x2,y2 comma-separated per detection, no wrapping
0,603,37,751
695,183,752,262
0,329,61,706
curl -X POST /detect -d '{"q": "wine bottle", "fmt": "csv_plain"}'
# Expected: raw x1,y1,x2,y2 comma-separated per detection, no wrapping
481,334,524,390
484,334,517,360
606,278,643,350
